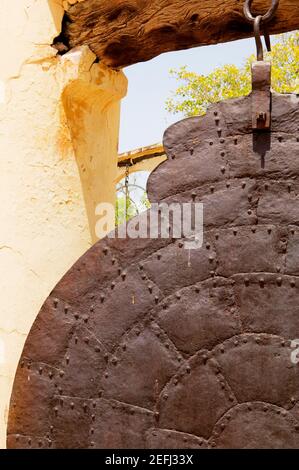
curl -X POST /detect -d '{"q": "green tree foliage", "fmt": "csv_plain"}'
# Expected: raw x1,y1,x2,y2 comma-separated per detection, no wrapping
166,33,299,118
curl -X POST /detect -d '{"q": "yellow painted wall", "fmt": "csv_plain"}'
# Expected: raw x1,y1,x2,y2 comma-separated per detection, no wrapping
0,0,127,448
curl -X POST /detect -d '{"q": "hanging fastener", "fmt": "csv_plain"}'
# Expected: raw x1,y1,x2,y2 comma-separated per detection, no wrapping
244,0,279,131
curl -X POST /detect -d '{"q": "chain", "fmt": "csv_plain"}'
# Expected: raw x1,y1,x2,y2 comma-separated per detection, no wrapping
244,0,279,61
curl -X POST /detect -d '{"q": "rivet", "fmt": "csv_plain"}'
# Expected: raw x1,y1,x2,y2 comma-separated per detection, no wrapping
263,406,268,412
100,294,105,303
90,442,95,447
242,182,246,189
163,394,168,400
277,277,282,287
234,138,238,145
291,280,296,288
118,268,122,275
103,248,108,255
135,329,141,336
50,426,54,433
221,423,226,430
186,366,191,374
141,273,147,280
192,192,197,201
74,313,80,320
206,243,211,250
38,440,42,448
66,356,70,365
139,264,144,270
122,344,127,351
288,184,292,193
209,255,215,263
64,306,69,314
210,186,215,193
28,438,32,446
226,182,230,189
214,111,218,117
48,371,53,379
53,299,59,308
54,406,59,416
39,367,43,375
163,303,167,310
251,227,256,233
278,136,283,143
244,277,250,286
157,254,162,260
259,278,265,288
91,428,94,435
233,229,238,236
59,370,64,378
215,233,219,240
84,337,89,344
220,346,225,354
248,210,252,215
220,151,225,157
74,336,79,344
220,138,225,144
155,296,159,304
265,183,269,190
195,286,200,293
111,357,118,365
148,285,153,294
281,340,285,347
211,441,217,448
111,282,116,290
268,228,272,235
176,293,181,300
83,403,88,412
178,242,184,248
121,272,127,281
112,257,116,265
165,343,170,349
174,378,179,385
84,315,89,323
248,405,252,411
221,166,226,174
229,395,235,402
234,340,239,347
209,141,214,146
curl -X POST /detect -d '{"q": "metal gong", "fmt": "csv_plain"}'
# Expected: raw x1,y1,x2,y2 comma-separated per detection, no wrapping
7,92,299,449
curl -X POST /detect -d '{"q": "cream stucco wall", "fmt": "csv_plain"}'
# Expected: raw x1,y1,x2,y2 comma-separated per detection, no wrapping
0,0,127,448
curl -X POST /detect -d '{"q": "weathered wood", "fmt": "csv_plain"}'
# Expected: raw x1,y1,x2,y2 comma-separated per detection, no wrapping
63,0,299,68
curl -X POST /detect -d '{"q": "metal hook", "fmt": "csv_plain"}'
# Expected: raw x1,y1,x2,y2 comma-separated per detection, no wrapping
244,0,279,60
244,0,279,24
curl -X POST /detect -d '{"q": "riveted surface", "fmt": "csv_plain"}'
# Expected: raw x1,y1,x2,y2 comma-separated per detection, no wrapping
7,93,299,448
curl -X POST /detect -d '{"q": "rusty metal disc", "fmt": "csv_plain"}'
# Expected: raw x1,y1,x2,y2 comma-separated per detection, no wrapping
7,92,299,449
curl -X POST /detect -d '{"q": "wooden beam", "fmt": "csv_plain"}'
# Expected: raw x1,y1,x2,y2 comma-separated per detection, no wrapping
63,0,299,68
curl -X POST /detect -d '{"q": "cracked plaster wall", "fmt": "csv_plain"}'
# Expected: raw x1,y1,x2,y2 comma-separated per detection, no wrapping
0,0,127,448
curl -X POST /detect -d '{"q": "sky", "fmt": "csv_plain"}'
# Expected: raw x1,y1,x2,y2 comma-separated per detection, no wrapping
119,37,255,153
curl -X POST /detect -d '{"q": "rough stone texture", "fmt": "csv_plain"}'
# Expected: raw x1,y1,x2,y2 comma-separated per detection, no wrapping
7,92,299,448
64,0,299,68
